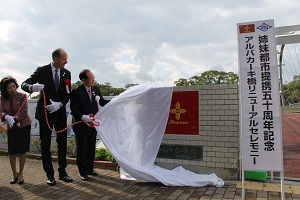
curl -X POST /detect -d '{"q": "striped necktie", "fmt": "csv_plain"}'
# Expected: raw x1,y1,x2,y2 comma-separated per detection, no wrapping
54,69,59,92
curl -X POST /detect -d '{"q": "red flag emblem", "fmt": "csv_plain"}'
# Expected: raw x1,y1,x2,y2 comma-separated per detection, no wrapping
239,24,255,33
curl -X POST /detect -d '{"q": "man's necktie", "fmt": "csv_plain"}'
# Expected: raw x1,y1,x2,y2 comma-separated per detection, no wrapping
54,69,59,92
88,88,92,102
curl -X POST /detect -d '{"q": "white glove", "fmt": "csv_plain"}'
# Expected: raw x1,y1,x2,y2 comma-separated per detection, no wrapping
95,95,100,102
81,115,93,123
5,115,15,127
46,99,61,113
95,95,101,108
31,83,45,92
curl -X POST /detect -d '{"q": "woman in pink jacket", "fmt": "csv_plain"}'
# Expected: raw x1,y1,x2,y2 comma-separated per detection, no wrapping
0,76,31,185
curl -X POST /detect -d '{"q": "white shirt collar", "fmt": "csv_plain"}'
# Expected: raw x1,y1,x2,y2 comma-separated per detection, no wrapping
51,63,60,73
84,85,91,91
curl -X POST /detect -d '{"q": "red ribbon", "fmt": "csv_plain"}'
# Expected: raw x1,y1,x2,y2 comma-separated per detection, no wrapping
85,114,100,127
64,79,70,94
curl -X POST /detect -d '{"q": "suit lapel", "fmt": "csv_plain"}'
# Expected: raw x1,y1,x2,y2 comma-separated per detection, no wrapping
60,68,69,87
59,69,63,88
90,86,94,105
80,84,92,107
46,65,56,91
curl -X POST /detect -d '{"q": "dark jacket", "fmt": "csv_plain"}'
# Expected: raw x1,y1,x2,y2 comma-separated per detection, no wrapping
70,84,109,130
21,64,71,122
70,84,109,122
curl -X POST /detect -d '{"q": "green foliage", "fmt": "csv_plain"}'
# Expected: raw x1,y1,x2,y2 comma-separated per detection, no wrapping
96,82,126,96
71,80,82,90
51,141,58,156
282,74,300,106
71,81,125,96
174,70,239,86
31,137,76,158
31,95,39,99
124,83,139,89
106,151,115,163
31,138,41,154
110,87,125,95
94,147,107,161
67,138,76,158
0,131,7,144
174,78,188,86
95,147,116,163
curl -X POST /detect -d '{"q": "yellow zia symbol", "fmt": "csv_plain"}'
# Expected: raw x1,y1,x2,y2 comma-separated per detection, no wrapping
170,102,187,120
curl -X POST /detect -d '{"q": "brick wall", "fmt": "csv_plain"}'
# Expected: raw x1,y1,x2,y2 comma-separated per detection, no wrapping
155,84,240,181
0,85,240,180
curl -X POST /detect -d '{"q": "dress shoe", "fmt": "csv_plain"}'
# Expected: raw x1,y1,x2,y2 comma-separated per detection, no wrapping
17,174,24,185
10,177,18,184
10,173,18,184
59,174,73,182
46,177,56,186
88,170,98,176
80,175,88,181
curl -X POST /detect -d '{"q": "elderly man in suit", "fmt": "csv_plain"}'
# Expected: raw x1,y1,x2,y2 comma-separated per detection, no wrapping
70,69,109,181
21,48,73,186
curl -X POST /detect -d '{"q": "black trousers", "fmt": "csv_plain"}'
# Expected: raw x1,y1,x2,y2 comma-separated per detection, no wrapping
39,118,68,178
74,125,97,176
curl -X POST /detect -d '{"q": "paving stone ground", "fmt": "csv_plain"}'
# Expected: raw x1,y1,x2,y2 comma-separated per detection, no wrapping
1,155,300,200
1,113,300,199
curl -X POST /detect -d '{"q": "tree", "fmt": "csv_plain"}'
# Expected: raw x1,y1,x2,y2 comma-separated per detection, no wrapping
174,70,239,86
282,74,300,105
71,81,82,90
70,81,125,96
96,82,112,96
174,78,188,86
111,88,125,95
103,82,112,95
124,83,139,89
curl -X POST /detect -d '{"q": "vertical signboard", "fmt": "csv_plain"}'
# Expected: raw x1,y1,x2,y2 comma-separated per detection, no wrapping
238,19,283,171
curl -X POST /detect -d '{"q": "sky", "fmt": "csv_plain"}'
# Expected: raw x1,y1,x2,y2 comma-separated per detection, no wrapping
0,0,300,90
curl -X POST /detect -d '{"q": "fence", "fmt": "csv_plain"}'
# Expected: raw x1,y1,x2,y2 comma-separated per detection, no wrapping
281,102,300,113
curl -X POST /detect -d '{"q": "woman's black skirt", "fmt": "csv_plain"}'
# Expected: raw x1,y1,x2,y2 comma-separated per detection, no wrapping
7,125,31,155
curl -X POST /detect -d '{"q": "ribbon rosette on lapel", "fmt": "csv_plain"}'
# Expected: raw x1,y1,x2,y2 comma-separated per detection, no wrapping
64,79,70,94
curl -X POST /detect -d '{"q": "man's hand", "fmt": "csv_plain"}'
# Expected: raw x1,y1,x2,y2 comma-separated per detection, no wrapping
31,83,45,92
46,99,61,113
5,115,15,127
81,115,93,123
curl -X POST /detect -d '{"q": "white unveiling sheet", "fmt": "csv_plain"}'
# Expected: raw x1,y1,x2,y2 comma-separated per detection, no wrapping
95,82,224,187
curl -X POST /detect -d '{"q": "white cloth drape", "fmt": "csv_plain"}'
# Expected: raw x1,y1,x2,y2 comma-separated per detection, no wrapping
95,82,224,187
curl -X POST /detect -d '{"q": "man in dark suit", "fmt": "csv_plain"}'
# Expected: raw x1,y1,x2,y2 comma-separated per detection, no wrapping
21,48,73,186
70,69,109,181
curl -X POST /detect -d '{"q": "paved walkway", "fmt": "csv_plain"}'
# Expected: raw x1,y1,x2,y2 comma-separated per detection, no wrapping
1,113,300,199
282,113,300,178
1,155,300,200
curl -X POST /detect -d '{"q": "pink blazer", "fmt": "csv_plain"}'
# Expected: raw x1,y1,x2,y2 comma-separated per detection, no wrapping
0,92,32,130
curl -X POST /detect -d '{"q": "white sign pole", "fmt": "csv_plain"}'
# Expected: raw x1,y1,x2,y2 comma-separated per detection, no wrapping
237,19,284,200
